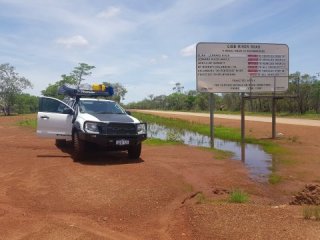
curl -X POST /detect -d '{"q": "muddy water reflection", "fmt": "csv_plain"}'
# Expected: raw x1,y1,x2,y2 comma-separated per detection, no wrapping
148,124,272,182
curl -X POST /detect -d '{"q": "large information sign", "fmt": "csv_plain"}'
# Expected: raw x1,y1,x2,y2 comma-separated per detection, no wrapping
196,43,289,93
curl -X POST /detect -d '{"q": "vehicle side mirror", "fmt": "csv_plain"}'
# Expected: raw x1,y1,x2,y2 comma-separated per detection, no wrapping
126,110,132,115
63,108,74,115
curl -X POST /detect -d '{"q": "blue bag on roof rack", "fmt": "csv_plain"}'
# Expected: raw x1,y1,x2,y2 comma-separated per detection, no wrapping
58,84,114,98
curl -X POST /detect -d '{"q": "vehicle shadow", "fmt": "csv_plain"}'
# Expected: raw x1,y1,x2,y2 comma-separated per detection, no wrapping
48,143,145,166
37,155,70,158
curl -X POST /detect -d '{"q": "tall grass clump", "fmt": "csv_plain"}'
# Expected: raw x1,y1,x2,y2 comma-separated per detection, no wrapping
268,173,282,184
303,206,314,220
229,189,249,203
302,206,320,220
314,207,320,221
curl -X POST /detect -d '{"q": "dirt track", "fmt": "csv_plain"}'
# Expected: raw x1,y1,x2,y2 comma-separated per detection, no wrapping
136,110,320,127
0,115,320,240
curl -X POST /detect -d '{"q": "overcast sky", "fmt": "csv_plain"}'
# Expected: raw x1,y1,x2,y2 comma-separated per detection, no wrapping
1,0,319,103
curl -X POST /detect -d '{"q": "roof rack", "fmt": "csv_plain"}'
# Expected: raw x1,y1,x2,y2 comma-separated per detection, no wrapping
58,84,114,98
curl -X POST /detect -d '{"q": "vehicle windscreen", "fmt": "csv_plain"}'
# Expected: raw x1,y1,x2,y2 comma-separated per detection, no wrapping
79,100,125,114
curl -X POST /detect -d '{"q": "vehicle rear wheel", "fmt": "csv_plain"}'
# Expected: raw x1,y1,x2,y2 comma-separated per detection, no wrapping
55,139,67,148
128,143,141,159
73,131,86,161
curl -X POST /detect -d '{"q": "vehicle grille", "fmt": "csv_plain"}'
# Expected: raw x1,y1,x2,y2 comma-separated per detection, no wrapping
100,123,137,135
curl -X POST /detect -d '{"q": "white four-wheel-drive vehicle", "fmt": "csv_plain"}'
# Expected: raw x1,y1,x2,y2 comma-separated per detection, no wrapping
36,85,147,160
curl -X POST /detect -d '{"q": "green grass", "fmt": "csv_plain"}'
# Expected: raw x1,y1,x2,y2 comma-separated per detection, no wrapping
211,148,234,160
133,112,284,155
315,207,320,221
277,158,296,166
303,206,314,220
277,112,320,120
194,192,218,204
144,138,182,146
268,173,282,184
17,118,37,128
134,112,247,142
303,206,320,220
195,192,208,204
255,140,285,155
202,110,320,120
200,147,234,160
228,189,249,203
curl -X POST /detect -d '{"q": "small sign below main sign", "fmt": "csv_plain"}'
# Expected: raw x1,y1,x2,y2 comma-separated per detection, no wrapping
196,42,289,93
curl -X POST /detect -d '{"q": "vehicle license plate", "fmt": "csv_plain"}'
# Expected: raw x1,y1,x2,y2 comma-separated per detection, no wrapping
116,139,129,145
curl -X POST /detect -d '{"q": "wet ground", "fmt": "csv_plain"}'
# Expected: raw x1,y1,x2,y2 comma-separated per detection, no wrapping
148,123,272,182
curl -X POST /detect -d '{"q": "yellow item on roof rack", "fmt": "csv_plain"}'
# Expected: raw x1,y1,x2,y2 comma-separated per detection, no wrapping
92,84,106,92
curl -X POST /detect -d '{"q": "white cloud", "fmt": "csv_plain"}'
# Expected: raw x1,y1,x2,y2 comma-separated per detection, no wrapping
97,6,121,19
161,54,168,60
180,43,196,57
149,58,157,64
55,35,89,48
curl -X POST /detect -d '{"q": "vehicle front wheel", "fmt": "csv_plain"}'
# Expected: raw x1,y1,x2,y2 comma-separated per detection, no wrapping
128,143,141,159
72,131,86,161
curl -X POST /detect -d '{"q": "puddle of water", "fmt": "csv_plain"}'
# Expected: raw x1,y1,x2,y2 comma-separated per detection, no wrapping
148,123,272,182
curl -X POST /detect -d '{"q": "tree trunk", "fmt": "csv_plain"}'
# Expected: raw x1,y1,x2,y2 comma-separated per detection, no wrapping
5,106,10,116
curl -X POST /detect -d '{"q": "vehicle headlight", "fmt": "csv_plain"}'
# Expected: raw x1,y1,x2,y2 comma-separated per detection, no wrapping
84,122,99,134
137,123,147,134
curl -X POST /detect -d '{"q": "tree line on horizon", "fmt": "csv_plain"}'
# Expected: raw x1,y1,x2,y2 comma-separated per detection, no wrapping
126,72,320,115
1,62,319,116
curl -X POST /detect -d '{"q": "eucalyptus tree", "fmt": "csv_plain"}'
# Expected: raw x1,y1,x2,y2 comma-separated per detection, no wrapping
72,63,95,87
0,63,32,115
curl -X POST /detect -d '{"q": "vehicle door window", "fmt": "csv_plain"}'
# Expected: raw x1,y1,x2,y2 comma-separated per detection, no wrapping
39,97,72,114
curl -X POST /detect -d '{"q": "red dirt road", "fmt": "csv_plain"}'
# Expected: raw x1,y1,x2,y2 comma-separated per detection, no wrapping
0,115,320,240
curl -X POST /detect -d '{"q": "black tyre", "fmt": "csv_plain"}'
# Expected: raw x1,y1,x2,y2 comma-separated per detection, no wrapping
128,143,142,159
72,131,86,161
55,139,67,148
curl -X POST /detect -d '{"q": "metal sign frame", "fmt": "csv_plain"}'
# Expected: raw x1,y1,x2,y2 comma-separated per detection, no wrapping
196,42,290,152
